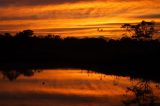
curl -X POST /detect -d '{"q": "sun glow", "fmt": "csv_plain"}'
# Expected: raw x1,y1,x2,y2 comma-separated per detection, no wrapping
0,0,160,38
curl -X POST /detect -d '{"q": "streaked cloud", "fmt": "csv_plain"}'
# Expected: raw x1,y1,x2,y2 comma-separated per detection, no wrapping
0,0,160,38
133,14,160,19
0,0,93,7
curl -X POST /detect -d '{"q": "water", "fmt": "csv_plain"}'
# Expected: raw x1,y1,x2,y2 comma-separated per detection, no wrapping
0,69,160,106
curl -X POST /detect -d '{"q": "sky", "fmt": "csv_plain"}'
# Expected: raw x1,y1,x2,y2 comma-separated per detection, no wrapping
0,0,160,38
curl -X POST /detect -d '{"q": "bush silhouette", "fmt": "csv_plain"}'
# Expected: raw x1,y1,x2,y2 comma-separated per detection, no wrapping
122,21,155,39
16,29,34,38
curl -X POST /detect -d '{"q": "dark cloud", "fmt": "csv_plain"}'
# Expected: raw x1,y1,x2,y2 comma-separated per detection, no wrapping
34,27,123,33
133,14,160,19
80,23,124,27
0,24,31,30
0,0,94,7
0,0,151,7
0,15,43,21
0,8,107,21
35,27,100,32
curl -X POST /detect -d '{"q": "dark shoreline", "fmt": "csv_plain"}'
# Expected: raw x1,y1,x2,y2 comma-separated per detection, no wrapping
0,61,160,82
0,30,160,82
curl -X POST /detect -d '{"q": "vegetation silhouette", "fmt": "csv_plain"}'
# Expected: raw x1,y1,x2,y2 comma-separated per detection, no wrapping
0,21,160,82
122,21,155,39
1,69,41,81
15,30,34,38
123,80,159,106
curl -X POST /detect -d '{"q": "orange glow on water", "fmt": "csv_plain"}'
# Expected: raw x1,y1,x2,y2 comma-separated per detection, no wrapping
0,69,129,95
0,69,160,106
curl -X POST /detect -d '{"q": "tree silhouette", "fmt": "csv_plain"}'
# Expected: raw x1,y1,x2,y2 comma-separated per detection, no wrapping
16,29,34,38
1,70,41,81
2,70,20,81
4,33,12,37
122,21,155,39
123,80,157,106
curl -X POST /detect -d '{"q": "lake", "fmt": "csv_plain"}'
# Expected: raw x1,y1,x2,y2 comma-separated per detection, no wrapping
0,69,160,106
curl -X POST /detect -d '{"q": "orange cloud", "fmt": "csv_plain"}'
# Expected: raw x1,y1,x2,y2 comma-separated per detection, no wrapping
0,0,160,38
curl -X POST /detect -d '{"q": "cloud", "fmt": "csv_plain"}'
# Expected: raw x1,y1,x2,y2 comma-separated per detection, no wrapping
0,24,32,30
0,7,119,21
0,0,94,7
0,0,160,37
134,14,160,19
0,15,43,21
0,0,157,7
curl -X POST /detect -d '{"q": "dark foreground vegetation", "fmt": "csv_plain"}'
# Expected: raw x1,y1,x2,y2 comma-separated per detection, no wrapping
0,21,160,82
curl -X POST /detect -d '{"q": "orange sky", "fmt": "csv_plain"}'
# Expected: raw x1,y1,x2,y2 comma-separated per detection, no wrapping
0,0,160,38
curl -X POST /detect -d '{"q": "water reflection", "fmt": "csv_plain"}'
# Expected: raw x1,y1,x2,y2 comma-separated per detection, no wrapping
123,80,159,106
0,69,41,81
0,69,160,106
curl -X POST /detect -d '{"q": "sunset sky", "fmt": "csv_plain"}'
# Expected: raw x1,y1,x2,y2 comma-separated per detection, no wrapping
0,0,160,38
